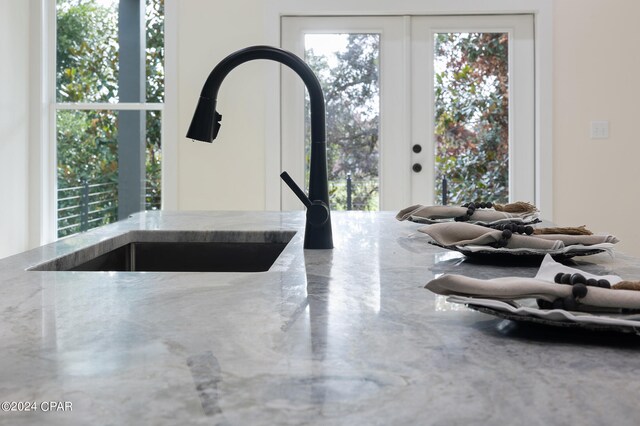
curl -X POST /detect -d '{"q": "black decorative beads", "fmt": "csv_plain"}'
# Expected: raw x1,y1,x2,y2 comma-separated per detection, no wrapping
486,223,537,248
488,222,534,235
597,279,611,289
462,201,493,209
546,272,612,311
553,273,610,289
455,201,493,222
490,228,512,248
572,283,588,298
569,273,586,285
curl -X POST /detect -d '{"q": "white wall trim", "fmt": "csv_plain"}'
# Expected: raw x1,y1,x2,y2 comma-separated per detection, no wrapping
163,0,178,210
533,7,553,220
28,0,57,247
28,0,43,248
55,103,164,111
265,0,553,215
267,0,550,16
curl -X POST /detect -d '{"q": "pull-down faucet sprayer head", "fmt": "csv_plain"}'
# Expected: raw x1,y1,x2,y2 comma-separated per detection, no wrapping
186,98,222,142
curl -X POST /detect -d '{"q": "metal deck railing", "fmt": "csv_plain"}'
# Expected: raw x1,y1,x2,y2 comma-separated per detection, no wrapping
57,180,160,238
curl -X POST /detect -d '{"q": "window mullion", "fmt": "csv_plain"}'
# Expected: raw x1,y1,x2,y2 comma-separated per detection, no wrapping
55,103,163,111
117,0,146,220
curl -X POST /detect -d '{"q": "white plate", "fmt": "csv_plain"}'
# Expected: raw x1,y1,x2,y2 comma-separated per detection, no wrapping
447,295,640,334
409,215,540,226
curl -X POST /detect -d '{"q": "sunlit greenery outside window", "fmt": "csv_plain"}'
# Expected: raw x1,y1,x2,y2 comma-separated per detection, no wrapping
304,34,380,211
56,0,164,238
433,33,509,205
302,32,508,209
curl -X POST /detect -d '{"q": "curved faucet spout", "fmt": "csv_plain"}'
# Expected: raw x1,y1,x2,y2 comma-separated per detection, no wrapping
186,45,333,249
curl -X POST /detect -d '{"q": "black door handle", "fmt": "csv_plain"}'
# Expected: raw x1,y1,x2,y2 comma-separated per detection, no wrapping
412,144,422,153
412,163,422,173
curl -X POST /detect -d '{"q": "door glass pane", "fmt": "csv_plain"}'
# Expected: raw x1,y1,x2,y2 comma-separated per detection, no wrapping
433,32,509,205
304,34,380,210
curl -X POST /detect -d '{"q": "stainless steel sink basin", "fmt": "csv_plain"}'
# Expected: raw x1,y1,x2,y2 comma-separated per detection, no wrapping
30,230,296,272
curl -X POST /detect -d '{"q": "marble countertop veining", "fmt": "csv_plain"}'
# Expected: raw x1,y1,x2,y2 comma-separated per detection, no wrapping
1,211,640,425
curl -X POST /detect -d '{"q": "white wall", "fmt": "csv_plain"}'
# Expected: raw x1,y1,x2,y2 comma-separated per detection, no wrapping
0,1,30,259
177,0,269,211
553,0,640,255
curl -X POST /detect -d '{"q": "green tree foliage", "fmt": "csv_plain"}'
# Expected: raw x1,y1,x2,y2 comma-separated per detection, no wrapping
56,0,163,237
434,32,509,205
305,34,380,210
56,0,119,185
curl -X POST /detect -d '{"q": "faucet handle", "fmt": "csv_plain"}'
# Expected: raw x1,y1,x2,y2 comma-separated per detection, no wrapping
280,171,312,207
280,171,329,226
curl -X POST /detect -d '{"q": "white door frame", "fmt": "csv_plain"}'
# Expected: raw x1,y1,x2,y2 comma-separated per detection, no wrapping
281,16,409,210
263,0,553,217
411,15,535,205
281,14,536,210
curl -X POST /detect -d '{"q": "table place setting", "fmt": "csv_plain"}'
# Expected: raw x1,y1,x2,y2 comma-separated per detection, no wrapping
426,255,640,333
396,201,540,225
418,221,618,259
397,201,619,259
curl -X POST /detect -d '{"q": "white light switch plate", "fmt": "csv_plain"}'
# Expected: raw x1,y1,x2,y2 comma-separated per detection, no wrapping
590,121,609,139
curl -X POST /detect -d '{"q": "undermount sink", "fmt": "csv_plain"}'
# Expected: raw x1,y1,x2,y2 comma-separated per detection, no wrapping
30,230,296,272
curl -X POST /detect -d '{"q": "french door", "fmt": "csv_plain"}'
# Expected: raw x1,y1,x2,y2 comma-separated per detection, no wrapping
281,15,534,210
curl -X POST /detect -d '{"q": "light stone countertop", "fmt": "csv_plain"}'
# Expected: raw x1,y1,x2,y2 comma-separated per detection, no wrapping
1,211,640,425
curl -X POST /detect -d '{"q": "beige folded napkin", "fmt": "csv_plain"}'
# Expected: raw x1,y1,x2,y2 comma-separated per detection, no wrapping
396,204,537,224
534,254,622,283
426,274,640,309
531,233,619,245
418,222,562,250
418,222,617,250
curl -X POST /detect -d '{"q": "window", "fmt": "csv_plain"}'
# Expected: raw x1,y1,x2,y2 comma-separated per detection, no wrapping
55,0,164,238
282,15,534,210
